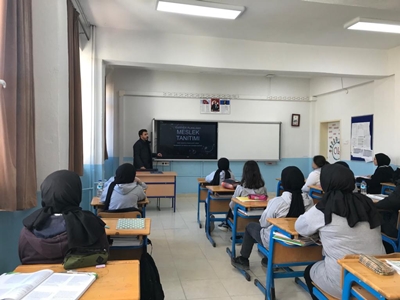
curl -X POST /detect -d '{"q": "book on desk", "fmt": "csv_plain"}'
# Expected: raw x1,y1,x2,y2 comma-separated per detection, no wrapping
238,208,264,216
273,232,319,247
0,269,96,300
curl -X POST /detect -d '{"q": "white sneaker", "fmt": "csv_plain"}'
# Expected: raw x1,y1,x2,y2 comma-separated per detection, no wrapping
218,222,229,232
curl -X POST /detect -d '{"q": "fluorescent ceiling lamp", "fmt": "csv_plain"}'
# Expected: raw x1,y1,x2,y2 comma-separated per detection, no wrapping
156,0,245,20
345,17,400,34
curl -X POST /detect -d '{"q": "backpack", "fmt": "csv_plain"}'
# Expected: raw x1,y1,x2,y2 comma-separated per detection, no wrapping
221,179,240,190
140,252,164,300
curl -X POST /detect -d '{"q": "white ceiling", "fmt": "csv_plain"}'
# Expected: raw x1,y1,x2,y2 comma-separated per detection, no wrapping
79,0,400,50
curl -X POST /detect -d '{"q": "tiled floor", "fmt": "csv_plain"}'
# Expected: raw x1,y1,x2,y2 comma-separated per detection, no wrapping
145,194,311,300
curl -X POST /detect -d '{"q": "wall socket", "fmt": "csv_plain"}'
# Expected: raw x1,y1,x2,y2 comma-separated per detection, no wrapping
161,162,169,166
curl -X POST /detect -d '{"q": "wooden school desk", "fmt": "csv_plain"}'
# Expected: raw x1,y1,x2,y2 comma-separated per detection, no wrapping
227,196,267,281
137,171,177,212
90,197,150,217
205,185,234,247
381,182,396,195
254,218,322,300
338,254,400,300
14,260,140,300
197,178,208,228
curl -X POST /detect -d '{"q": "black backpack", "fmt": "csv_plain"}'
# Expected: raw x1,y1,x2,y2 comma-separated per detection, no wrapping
140,252,164,300
393,168,400,185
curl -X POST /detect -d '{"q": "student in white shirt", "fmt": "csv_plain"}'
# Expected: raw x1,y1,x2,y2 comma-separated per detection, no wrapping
231,166,313,271
302,155,329,193
205,157,234,185
205,157,234,232
100,163,147,211
296,164,385,299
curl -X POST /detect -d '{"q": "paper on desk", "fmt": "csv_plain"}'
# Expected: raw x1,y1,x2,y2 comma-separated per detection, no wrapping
236,196,263,202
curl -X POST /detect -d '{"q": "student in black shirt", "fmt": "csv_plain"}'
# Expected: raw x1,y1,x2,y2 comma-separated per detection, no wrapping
356,153,393,194
375,182,400,253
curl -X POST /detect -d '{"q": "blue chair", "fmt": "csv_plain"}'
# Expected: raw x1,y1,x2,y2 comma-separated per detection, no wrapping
381,183,396,195
254,225,323,300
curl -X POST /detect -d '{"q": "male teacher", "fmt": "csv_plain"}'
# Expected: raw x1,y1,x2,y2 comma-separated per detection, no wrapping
133,129,162,169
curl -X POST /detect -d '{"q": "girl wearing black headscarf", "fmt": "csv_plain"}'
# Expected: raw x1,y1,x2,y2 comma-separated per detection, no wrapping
231,166,313,271
302,155,329,193
356,153,394,194
100,163,147,211
19,170,109,264
296,164,385,299
205,157,234,185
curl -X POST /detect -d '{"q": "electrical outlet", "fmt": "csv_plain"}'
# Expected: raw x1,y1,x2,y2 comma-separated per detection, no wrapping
161,162,169,166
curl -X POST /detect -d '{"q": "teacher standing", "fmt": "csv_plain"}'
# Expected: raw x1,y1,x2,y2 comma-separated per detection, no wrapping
133,129,162,169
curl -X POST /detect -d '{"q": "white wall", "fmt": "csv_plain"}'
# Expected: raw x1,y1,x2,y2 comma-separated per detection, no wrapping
32,0,68,185
110,68,312,161
312,76,396,164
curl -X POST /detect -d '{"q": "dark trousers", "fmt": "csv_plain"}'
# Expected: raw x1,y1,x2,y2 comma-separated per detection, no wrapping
240,222,262,258
304,263,318,300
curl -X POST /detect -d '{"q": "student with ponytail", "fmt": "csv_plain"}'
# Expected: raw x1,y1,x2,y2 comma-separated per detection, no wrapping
302,155,329,193
231,166,313,271
205,157,235,185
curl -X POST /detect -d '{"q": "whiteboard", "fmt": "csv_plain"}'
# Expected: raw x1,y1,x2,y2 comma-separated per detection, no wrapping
218,122,281,161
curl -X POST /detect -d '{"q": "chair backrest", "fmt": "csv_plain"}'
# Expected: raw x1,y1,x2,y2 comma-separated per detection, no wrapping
98,211,142,218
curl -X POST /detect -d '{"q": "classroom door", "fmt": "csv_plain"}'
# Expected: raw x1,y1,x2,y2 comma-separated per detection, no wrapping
320,121,341,163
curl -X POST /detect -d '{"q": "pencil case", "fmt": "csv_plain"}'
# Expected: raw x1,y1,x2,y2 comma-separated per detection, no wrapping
248,194,267,200
358,254,395,276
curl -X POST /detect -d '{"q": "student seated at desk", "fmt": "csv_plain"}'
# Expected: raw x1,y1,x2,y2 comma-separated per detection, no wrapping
100,163,147,210
231,166,313,270
302,155,329,193
218,160,267,231
335,161,358,193
205,157,235,185
356,153,394,194
19,170,109,264
375,181,400,253
296,164,385,300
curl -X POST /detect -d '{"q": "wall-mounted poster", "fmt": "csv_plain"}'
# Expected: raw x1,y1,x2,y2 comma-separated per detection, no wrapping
328,122,340,163
200,98,231,114
350,114,373,162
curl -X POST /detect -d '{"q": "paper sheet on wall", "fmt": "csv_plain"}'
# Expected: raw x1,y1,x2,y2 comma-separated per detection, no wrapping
351,122,373,162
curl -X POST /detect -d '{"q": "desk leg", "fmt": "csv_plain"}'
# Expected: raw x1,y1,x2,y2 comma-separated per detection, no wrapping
173,178,177,213
197,183,202,228
205,191,216,247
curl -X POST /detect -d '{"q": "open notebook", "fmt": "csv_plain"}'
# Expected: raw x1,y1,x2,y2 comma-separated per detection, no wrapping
0,269,96,300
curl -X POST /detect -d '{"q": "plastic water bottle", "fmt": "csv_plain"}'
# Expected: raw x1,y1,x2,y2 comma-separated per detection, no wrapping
360,181,367,195
96,180,104,197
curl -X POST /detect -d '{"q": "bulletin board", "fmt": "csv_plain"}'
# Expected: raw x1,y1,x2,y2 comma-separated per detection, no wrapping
350,114,373,161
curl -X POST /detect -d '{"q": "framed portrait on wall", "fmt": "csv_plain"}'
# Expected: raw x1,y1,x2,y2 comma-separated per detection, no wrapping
291,114,300,127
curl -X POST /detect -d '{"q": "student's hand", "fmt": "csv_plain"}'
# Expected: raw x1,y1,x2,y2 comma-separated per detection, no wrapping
140,167,146,170
157,153,162,157
135,177,141,183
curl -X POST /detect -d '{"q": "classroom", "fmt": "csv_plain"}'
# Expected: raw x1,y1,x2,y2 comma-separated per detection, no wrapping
1,0,400,299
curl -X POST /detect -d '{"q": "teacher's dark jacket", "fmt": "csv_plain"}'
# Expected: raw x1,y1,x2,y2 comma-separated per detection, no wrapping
375,185,400,238
133,139,154,169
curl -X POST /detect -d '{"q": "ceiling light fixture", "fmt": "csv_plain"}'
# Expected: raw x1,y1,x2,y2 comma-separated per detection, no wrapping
156,0,245,20
345,17,400,34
